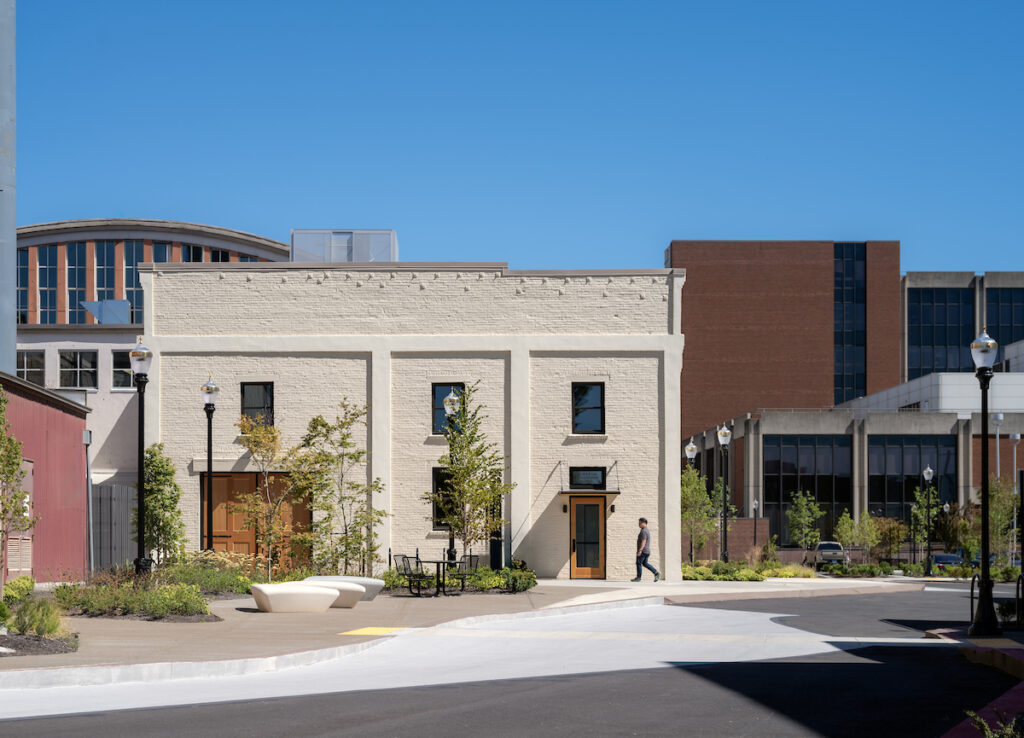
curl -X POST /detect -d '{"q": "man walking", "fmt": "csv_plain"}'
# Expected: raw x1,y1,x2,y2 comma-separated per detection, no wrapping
632,517,660,582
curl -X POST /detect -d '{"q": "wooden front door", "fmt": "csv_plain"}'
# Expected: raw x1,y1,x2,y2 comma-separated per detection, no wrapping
200,473,310,557
569,496,605,579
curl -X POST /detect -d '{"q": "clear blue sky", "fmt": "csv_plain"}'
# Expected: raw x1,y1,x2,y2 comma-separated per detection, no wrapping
16,1,1023,271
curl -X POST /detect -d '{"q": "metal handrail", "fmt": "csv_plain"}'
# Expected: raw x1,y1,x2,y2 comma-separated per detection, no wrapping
971,573,981,622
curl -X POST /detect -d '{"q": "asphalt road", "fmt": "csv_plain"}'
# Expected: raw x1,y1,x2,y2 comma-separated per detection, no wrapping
2,582,1015,738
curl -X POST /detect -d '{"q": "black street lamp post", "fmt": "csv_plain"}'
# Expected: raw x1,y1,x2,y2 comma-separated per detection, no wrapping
923,465,934,576
130,341,154,575
685,440,697,563
970,329,1001,637
718,425,732,563
753,499,759,548
202,379,219,550
911,505,917,566
443,388,460,563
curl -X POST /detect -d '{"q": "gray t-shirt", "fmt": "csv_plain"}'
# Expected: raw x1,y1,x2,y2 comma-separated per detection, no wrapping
637,527,651,554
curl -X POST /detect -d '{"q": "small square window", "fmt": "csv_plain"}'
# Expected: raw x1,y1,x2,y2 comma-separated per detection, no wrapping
241,382,274,425
432,467,454,530
112,350,135,388
182,244,204,263
210,249,230,262
569,467,606,490
16,350,45,386
59,350,98,388
431,382,465,434
571,382,605,434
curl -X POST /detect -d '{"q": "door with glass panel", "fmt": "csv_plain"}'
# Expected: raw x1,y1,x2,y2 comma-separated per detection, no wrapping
569,496,605,578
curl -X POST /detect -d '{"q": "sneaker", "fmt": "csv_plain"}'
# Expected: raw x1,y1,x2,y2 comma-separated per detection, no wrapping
630,577,641,582
654,573,661,582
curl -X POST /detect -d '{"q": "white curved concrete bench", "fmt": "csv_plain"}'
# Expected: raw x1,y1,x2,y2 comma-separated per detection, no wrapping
303,580,365,608
304,576,385,601
251,583,337,613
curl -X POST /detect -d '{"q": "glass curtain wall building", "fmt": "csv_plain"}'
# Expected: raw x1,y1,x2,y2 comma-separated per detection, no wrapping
866,435,956,520
907,288,974,380
834,243,866,405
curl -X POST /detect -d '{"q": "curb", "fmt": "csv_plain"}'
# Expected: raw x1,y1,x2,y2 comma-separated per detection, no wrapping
0,596,666,690
663,580,924,605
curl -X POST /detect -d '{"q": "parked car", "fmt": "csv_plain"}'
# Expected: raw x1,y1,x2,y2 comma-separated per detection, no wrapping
969,553,1020,568
812,541,848,570
930,553,963,572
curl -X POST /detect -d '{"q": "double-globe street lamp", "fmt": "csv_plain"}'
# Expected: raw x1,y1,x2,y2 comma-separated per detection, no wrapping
130,341,153,575
923,465,934,576
202,379,220,551
970,329,1001,636
718,425,732,563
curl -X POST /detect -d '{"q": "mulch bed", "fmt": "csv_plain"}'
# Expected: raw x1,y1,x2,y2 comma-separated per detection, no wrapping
0,633,79,657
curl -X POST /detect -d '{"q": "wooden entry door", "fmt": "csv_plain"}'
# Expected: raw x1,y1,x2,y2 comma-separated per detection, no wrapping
569,496,605,579
200,473,311,557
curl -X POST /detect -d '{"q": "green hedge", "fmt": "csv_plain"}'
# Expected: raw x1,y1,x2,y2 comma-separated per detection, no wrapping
681,562,765,581
54,582,209,618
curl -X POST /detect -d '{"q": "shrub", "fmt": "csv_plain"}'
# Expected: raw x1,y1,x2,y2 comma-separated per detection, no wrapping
995,566,1021,583
160,563,252,594
938,564,974,579
381,567,407,590
10,597,62,636
902,563,924,577
878,561,893,576
2,575,34,605
54,582,209,618
0,599,9,627
502,567,537,592
680,563,765,581
757,563,815,578
467,567,504,591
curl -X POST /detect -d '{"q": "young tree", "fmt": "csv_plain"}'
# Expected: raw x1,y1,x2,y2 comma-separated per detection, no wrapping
288,400,388,576
680,467,718,562
234,415,302,581
909,485,941,548
786,490,824,554
989,476,1017,565
834,509,857,550
855,514,880,563
0,388,36,599
130,443,186,562
872,516,906,562
428,381,514,558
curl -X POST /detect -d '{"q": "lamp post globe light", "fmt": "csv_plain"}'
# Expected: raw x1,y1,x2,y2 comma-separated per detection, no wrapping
201,378,219,551
923,464,935,576
717,425,732,563
130,341,154,575
970,329,1001,636
685,439,697,467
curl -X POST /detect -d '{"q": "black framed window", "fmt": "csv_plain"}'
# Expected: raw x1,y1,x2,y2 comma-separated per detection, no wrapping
571,382,605,434
67,241,87,324
569,467,606,490
182,244,203,263
833,243,866,404
124,240,145,323
95,240,117,302
59,350,98,388
211,249,230,262
153,242,169,263
38,244,58,324
987,288,1024,367
432,467,454,530
907,287,974,380
239,255,258,263
16,248,28,324
241,382,274,424
112,350,135,388
16,350,45,386
431,382,464,434
866,435,956,521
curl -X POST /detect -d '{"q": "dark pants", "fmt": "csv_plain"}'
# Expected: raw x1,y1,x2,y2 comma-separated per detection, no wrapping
636,552,658,579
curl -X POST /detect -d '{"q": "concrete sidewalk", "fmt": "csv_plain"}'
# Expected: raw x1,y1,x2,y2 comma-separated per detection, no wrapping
0,576,922,688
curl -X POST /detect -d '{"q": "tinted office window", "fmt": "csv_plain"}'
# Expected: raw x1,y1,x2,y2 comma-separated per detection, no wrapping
987,288,1024,367
241,382,274,424
67,242,87,324
572,382,605,434
432,382,465,434
182,244,203,263
38,245,58,324
569,467,607,490
907,287,974,380
59,350,98,388
112,350,135,388
432,467,454,530
210,249,230,262
153,243,169,263
95,240,117,301
16,248,28,323
762,435,852,544
833,243,866,404
866,435,956,520
124,240,145,323
16,350,45,386
239,255,258,263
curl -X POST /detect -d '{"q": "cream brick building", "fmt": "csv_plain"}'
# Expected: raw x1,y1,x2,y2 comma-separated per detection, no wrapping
141,261,685,581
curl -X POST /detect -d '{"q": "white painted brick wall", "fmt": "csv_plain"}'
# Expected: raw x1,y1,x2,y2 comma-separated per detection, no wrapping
150,268,671,336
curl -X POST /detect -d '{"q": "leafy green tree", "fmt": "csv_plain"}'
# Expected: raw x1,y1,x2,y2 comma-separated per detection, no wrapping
909,485,941,547
989,476,1017,566
288,400,388,576
0,388,36,600
834,509,857,550
855,514,881,561
130,443,186,561
786,491,824,552
428,381,514,557
872,516,906,561
680,467,715,562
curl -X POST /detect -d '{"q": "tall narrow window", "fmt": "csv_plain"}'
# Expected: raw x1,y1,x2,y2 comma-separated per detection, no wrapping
431,468,454,530
67,241,87,324
833,243,866,404
37,245,58,324
124,240,145,323
59,350,98,388
16,350,45,386
153,242,169,263
431,382,464,434
182,244,203,262
16,248,28,323
112,350,135,388
571,382,605,434
241,382,274,424
95,240,117,301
